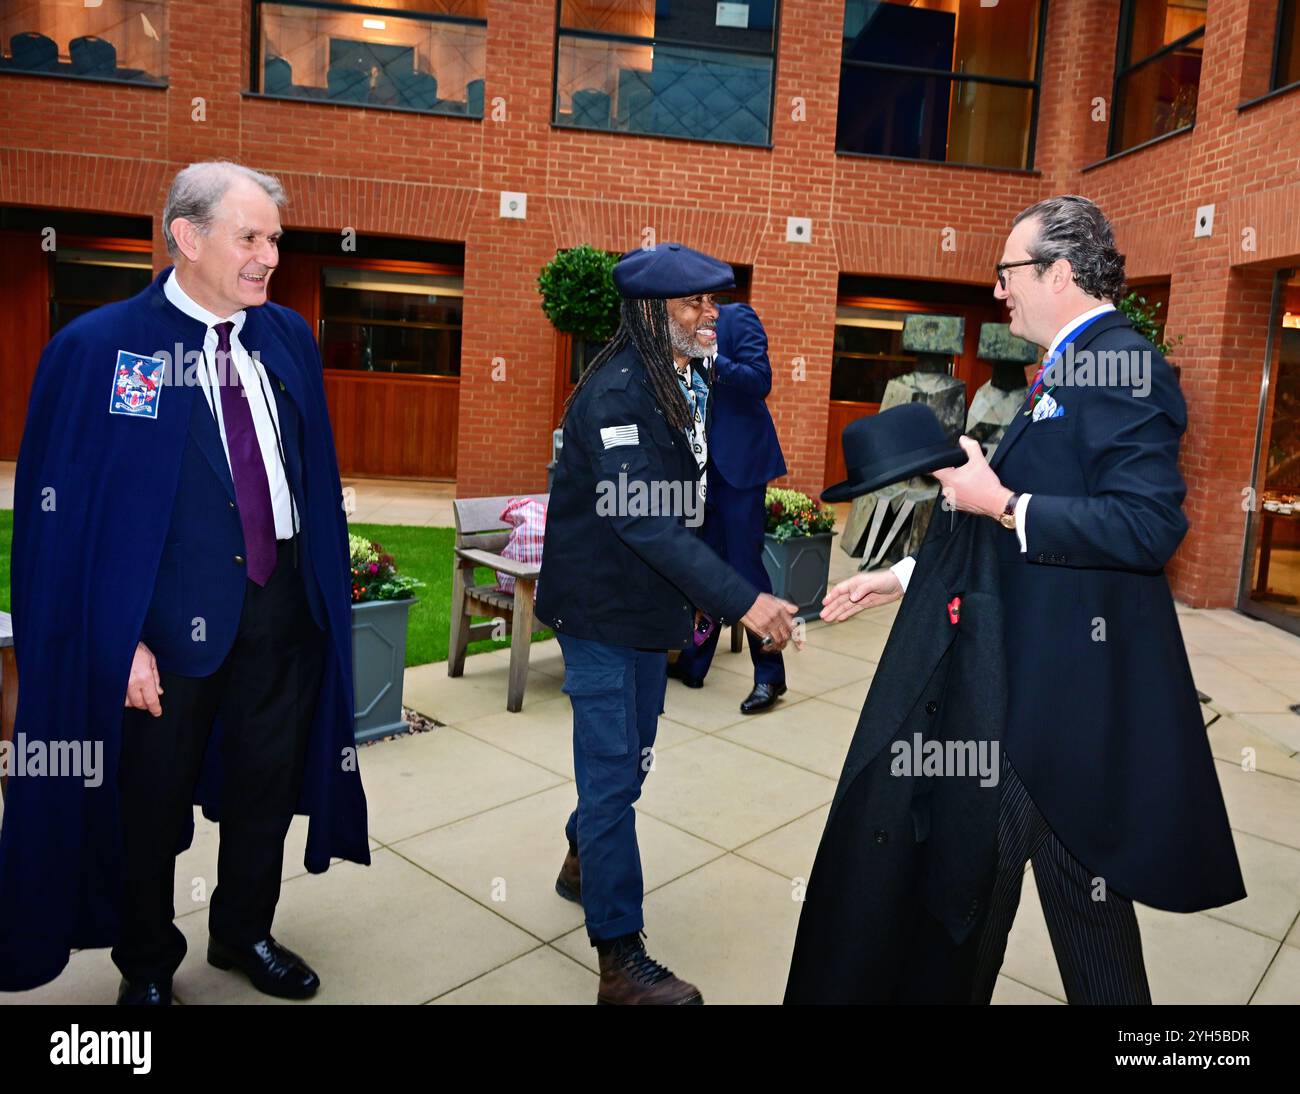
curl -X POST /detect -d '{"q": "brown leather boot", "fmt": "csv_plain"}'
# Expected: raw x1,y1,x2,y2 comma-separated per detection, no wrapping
555,841,582,904
596,933,703,1005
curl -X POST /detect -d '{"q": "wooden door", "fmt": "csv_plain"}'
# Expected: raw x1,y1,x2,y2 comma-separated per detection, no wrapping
0,231,51,460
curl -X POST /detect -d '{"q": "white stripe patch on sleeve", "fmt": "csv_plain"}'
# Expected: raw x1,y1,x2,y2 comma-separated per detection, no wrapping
600,424,639,449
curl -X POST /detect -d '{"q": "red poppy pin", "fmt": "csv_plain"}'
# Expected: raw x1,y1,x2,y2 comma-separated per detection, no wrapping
947,596,962,625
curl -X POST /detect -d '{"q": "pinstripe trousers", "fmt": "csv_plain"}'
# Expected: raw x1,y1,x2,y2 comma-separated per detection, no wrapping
971,752,1152,1005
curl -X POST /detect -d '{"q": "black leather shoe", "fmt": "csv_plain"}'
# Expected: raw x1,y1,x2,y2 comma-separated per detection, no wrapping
207,935,320,1000
116,977,172,1005
666,660,704,689
740,682,787,714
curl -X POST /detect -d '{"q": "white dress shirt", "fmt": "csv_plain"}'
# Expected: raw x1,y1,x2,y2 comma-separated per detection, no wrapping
888,305,1117,592
1045,302,1116,362
163,270,296,538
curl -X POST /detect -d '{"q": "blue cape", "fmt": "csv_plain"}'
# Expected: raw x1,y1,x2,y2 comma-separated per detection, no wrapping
0,269,370,990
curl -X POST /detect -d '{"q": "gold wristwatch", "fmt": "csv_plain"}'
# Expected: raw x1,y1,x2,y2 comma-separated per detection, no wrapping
998,492,1020,531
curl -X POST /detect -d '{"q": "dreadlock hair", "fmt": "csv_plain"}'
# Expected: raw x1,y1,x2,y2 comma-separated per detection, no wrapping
561,296,693,433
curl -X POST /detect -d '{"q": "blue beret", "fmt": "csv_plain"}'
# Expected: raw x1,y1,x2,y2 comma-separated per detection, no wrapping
612,242,736,299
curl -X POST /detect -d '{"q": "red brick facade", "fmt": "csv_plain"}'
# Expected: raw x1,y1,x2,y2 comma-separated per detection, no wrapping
3,0,1299,608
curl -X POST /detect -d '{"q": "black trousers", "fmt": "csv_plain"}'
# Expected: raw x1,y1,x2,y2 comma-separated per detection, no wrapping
971,752,1152,1005
673,474,784,686
112,539,326,983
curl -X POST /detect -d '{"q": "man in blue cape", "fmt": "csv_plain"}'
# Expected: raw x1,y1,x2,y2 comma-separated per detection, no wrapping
0,162,369,1002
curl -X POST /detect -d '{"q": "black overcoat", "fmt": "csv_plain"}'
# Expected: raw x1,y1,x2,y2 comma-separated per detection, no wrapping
786,510,1006,1004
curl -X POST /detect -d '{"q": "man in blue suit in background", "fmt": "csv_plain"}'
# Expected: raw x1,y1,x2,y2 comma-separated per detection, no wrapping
669,302,789,713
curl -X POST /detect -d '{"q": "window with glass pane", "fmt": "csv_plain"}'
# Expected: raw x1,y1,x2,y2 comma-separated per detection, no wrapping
831,307,924,404
838,0,1043,169
255,1,486,116
51,248,153,333
0,0,165,84
1111,0,1206,154
319,269,463,375
555,0,777,146
1240,273,1300,631
1276,0,1300,90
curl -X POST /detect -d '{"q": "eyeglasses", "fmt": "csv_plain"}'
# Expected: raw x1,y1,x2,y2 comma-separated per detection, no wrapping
995,259,1042,290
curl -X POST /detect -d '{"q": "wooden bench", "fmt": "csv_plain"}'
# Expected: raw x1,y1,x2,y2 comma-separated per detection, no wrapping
1,612,15,799
448,495,548,713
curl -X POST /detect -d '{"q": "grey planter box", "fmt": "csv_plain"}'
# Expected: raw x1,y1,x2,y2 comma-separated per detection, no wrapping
762,532,834,622
351,597,415,744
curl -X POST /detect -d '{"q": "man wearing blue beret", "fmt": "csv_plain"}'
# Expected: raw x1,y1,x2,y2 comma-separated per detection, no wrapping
536,242,801,1004
0,162,369,1002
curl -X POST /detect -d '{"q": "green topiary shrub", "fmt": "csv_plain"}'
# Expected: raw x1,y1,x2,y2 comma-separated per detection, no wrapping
537,245,621,341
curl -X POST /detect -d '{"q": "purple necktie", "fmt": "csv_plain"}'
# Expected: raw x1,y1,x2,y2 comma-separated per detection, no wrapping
215,321,276,585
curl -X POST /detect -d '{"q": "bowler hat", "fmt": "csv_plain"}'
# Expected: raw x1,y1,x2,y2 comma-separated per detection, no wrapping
821,403,968,503
613,242,735,299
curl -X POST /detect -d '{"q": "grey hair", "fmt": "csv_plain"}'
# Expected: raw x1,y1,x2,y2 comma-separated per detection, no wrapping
161,161,287,258
1012,195,1126,304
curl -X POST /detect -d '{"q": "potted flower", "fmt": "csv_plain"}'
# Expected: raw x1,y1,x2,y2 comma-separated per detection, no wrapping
350,534,424,743
762,488,837,620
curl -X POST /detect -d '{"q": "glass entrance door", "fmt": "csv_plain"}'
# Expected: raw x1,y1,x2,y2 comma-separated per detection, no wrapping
1241,270,1300,632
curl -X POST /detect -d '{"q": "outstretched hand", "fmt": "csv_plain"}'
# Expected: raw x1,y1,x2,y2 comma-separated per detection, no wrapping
820,570,903,623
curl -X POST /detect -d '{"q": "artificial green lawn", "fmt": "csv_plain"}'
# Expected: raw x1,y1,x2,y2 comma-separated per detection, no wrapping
349,522,552,667
0,511,549,668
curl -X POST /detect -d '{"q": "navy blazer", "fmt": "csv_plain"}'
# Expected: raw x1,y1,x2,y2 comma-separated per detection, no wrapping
708,303,787,489
536,342,760,649
142,328,326,676
987,310,1243,912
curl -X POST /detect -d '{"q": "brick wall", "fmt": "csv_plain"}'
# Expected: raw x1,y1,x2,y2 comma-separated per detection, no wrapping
1070,0,1300,605
3,0,1299,607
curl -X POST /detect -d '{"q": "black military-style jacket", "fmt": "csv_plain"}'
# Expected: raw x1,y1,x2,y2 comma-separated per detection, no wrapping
536,343,758,649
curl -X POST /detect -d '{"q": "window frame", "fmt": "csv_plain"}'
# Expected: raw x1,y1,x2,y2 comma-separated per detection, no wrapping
249,0,488,117
1107,0,1208,157
0,0,169,89
835,0,1050,171
315,256,467,379
1272,0,1300,95
550,0,782,148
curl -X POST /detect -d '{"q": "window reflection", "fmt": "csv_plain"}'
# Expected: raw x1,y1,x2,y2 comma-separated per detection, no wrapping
838,0,1044,168
320,268,464,376
51,247,153,333
554,0,776,146
1244,274,1300,627
1276,0,1300,91
0,0,166,84
831,307,917,404
256,1,487,116
1111,0,1206,154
